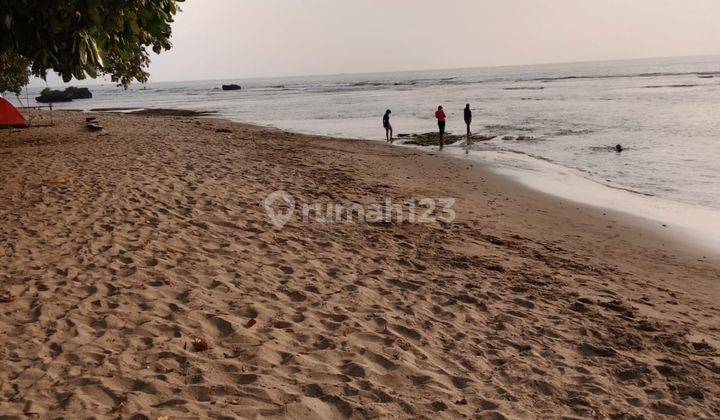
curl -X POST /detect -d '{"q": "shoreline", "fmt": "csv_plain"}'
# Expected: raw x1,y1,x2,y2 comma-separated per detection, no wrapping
431,145,720,255
210,114,720,256
14,88,720,248
5,109,719,279
1,110,719,418
84,105,720,253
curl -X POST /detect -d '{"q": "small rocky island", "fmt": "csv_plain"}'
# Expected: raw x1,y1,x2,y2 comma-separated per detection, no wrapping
36,87,92,103
221,84,242,91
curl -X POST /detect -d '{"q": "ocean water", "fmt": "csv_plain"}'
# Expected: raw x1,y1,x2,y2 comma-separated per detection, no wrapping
9,55,720,244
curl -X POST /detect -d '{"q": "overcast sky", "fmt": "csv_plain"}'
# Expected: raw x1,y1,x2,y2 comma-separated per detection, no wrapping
36,0,720,85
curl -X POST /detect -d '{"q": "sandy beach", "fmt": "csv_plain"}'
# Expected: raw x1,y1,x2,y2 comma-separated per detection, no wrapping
1,111,719,418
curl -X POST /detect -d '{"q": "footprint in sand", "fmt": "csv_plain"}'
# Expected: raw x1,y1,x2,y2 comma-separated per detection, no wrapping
304,383,324,398
314,335,336,350
341,361,366,378
285,289,307,302
208,316,235,337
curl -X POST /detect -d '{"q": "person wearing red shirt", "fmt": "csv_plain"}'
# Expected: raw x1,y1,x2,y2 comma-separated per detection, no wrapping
435,105,447,150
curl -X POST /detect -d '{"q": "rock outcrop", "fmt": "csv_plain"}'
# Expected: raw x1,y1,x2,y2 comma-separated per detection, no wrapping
36,87,92,103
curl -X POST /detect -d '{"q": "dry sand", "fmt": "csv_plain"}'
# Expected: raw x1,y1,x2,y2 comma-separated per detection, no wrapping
1,111,719,419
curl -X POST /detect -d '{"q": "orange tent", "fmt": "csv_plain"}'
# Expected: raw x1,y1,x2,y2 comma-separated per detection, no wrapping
0,97,27,128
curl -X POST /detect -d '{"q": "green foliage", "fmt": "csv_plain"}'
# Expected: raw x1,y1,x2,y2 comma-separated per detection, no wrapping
0,50,30,94
0,0,184,90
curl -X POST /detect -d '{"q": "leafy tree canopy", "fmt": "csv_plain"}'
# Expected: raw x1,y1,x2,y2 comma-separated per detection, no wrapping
0,50,30,95
0,0,184,93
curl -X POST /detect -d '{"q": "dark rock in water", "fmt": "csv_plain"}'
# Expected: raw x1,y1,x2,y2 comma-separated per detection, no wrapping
401,132,496,146
222,84,242,91
36,86,92,103
35,90,70,103
65,86,92,99
402,132,464,146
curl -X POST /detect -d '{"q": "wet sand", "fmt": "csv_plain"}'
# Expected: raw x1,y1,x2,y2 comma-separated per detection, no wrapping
1,111,719,418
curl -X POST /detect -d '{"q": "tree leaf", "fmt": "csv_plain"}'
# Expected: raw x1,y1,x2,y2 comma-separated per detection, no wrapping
84,64,97,78
3,1,184,89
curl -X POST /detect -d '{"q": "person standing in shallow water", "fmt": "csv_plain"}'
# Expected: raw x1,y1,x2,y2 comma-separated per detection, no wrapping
383,109,393,143
464,104,472,153
435,106,447,150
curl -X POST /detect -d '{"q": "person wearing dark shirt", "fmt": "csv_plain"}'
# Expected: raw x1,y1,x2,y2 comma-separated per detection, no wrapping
383,109,393,143
464,104,472,153
464,104,472,134
435,106,447,150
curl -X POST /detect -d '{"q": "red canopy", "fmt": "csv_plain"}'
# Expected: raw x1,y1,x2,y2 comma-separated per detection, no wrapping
0,97,27,128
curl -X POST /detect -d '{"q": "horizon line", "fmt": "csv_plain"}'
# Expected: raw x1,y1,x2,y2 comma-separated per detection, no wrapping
28,52,720,89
